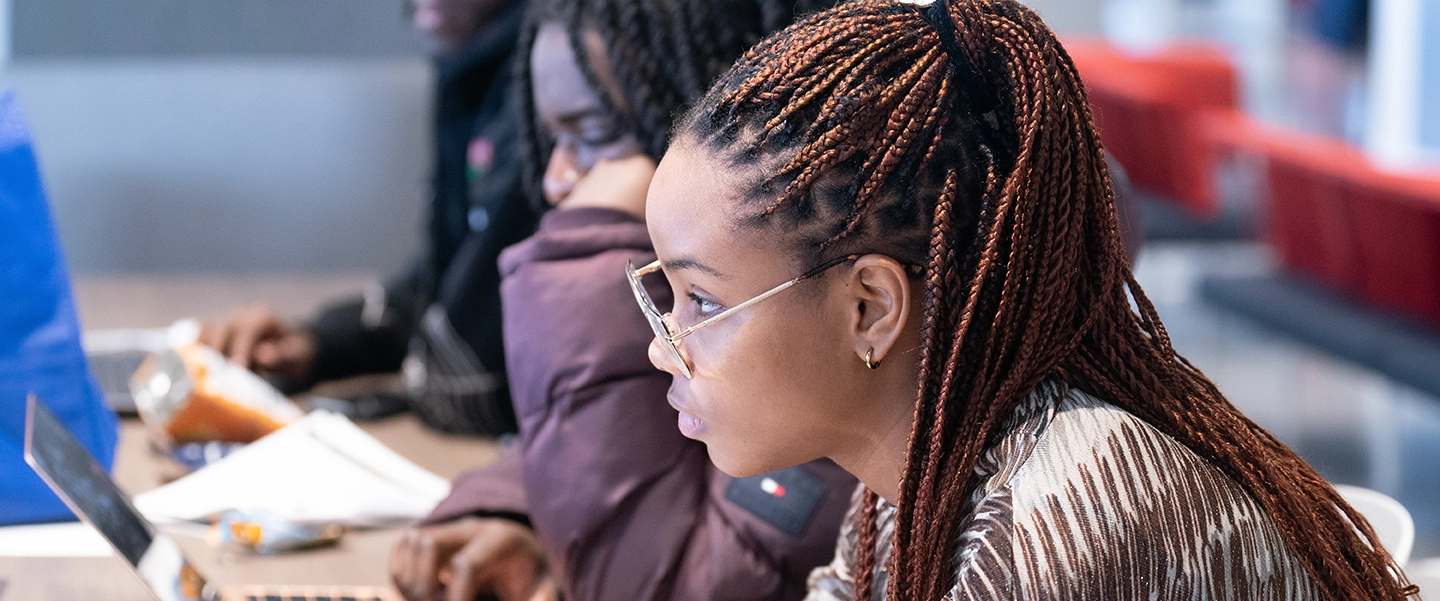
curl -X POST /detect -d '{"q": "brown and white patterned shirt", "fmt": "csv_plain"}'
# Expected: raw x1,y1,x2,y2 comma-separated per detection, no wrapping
805,381,1322,600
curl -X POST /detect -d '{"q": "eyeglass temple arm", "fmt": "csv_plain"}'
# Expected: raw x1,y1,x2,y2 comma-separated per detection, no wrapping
667,279,799,341
663,255,859,342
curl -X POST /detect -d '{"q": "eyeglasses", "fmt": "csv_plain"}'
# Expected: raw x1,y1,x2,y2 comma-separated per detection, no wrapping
625,255,860,378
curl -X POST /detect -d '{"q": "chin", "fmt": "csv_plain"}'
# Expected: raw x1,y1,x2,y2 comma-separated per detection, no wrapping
705,442,802,479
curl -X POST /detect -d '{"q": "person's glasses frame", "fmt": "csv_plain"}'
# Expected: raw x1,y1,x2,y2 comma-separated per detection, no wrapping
625,255,862,378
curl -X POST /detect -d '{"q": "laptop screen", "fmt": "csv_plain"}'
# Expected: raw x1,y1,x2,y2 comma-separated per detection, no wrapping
23,394,154,567
24,395,219,601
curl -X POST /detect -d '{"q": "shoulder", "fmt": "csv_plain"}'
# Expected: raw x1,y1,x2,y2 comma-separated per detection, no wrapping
950,383,1322,600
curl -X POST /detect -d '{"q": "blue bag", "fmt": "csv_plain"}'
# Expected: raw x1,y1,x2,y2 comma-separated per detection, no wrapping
0,89,119,525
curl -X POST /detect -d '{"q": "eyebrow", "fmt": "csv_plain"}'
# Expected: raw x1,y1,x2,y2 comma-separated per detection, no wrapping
555,106,610,127
662,257,726,279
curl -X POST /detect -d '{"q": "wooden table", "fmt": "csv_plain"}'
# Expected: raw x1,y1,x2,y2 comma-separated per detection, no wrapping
0,415,498,601
1,274,499,598
118,415,500,591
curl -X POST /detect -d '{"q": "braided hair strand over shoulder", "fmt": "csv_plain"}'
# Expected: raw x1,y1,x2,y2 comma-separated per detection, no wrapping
681,0,1419,599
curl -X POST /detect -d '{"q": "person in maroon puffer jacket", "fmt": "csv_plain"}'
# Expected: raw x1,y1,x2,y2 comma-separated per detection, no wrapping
387,1,854,600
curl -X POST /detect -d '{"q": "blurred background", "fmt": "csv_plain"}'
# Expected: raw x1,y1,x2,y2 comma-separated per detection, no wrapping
1,0,433,277
1,0,1438,577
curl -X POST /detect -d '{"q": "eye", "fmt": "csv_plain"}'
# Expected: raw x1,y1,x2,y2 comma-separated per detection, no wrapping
578,117,624,147
580,129,623,148
687,291,723,316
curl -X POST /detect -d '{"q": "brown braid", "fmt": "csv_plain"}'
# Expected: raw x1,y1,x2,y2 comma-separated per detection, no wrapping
681,1,1418,599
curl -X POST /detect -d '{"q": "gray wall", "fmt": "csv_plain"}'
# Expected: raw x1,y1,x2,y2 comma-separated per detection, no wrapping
3,59,432,274
1021,0,1106,35
11,0,424,58
2,0,433,275
1423,0,1440,152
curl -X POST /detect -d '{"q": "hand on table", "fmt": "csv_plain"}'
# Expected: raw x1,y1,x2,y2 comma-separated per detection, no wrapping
390,517,555,601
199,304,317,386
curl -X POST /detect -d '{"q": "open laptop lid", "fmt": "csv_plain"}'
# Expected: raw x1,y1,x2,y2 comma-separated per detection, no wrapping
23,394,217,601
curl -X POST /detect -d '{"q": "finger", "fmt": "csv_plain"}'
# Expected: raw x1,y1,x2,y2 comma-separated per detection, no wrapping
490,553,549,601
564,153,657,216
595,152,657,178
390,532,419,600
397,519,492,601
526,578,560,601
388,531,407,585
253,340,282,369
200,305,271,357
197,320,222,351
450,526,544,601
420,519,490,551
447,530,517,601
273,332,308,363
198,317,237,356
225,316,274,370
446,545,486,601
407,532,439,601
273,331,317,374
487,562,544,601
415,533,441,601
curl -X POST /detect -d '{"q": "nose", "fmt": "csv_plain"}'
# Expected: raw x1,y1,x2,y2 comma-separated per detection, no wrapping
649,337,686,377
543,144,584,204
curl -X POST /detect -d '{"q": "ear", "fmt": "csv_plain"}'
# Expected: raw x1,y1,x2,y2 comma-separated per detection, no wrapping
841,254,913,368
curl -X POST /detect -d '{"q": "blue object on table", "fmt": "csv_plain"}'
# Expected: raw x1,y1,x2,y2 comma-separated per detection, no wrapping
0,89,119,525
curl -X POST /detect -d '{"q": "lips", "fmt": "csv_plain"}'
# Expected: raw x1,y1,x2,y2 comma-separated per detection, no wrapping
668,391,706,438
665,388,690,414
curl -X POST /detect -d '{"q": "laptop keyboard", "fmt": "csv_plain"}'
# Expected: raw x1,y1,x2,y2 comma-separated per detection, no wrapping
248,597,380,601
88,350,149,413
235,585,395,601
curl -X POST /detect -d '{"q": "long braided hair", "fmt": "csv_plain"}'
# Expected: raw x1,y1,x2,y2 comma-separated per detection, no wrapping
682,1,1418,599
513,0,835,202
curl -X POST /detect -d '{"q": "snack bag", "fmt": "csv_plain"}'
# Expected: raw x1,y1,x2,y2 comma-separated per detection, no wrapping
130,344,303,444
208,510,344,555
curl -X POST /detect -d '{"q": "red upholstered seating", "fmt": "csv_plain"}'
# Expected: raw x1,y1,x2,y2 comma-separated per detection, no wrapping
1349,168,1440,326
1259,127,1371,294
1066,38,1239,219
1206,113,1440,326
1066,37,1440,327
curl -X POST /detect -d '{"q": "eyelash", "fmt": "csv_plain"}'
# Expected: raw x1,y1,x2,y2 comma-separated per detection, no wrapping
580,129,622,147
687,292,722,315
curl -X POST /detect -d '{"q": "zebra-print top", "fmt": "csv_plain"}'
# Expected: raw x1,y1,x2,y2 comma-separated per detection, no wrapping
804,381,1322,600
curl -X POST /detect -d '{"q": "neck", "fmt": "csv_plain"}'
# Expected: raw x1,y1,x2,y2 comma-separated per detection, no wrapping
830,381,916,504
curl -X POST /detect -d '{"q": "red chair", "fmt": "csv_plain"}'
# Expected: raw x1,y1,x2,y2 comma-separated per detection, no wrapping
1349,168,1440,326
1212,113,1440,326
1258,129,1370,294
1065,38,1239,219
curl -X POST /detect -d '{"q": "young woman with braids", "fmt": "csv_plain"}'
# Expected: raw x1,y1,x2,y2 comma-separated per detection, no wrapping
624,0,1421,598
389,1,857,601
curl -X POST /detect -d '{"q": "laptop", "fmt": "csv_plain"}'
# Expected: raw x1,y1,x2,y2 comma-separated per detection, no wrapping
23,394,399,601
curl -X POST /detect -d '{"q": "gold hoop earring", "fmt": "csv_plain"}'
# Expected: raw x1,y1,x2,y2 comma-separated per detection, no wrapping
864,348,881,370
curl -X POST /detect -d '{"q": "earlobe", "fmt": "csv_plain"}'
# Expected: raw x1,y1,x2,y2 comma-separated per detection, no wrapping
848,254,912,368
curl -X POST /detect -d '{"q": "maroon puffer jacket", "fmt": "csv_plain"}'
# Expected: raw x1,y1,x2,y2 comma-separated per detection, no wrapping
425,207,855,601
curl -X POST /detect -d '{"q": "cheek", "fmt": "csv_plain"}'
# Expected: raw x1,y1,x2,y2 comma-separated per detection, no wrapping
691,311,842,461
